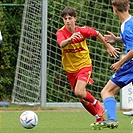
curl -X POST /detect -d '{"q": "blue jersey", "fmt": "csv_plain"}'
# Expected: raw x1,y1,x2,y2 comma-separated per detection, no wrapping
111,15,133,88
120,16,133,54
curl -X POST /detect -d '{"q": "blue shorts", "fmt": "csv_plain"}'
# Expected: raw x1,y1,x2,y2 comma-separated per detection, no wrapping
111,60,133,88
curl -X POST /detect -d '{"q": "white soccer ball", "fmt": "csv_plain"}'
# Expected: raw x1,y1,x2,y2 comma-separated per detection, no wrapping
20,111,38,129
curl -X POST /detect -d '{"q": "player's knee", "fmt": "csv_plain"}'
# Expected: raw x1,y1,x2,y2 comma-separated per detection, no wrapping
74,89,83,98
101,88,114,99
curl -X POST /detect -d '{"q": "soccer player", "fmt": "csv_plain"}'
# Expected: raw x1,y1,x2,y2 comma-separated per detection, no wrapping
56,6,120,123
90,0,133,130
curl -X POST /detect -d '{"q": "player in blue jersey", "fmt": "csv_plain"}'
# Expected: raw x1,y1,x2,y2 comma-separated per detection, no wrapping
90,0,133,130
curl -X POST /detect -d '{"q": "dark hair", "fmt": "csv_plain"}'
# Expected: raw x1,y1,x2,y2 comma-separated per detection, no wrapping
61,6,77,18
112,0,129,12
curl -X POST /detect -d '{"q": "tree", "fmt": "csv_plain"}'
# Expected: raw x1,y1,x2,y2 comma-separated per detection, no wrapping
0,0,25,100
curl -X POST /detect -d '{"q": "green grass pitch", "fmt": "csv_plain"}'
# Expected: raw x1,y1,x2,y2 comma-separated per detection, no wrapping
0,107,133,133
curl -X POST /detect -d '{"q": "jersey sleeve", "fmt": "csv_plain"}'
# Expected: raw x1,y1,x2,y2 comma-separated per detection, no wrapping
125,27,133,52
82,26,97,38
56,30,65,46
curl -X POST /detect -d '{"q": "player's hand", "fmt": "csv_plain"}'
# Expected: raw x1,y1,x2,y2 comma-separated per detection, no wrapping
70,32,82,41
110,61,122,72
106,44,120,58
104,31,116,43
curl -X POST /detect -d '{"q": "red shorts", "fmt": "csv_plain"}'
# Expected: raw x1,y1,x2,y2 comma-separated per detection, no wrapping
66,66,94,91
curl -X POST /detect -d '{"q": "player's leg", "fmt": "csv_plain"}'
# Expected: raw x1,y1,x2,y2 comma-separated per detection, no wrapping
76,66,105,121
66,67,104,122
66,70,101,120
90,80,120,130
91,61,133,130
74,80,95,102
101,80,120,121
75,80,104,122
80,99,104,122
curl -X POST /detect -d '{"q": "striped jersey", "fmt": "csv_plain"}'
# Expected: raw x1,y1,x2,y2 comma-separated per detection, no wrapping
56,26,97,73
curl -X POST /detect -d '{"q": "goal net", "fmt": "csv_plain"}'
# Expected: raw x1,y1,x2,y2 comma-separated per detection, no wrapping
12,0,133,107
12,0,42,105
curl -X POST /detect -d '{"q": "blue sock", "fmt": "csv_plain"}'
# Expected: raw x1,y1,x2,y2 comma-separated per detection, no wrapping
104,97,117,120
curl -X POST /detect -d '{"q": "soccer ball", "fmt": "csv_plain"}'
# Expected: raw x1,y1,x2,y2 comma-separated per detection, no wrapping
20,111,38,129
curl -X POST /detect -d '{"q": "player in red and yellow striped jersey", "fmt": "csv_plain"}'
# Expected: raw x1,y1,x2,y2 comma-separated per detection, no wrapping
56,6,120,123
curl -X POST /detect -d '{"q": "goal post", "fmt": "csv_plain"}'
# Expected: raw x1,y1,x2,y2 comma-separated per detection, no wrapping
12,0,133,107
41,0,47,107
12,0,42,105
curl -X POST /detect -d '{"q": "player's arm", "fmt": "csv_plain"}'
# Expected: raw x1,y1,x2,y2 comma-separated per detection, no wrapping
59,37,72,48
104,31,123,43
111,49,133,72
96,31,120,58
59,32,81,48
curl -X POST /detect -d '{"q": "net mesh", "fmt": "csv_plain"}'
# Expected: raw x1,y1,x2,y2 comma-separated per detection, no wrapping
12,0,42,103
12,0,133,106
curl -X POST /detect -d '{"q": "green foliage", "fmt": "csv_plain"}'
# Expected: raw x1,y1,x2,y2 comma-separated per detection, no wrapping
0,0,25,101
0,0,131,102
47,0,122,102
